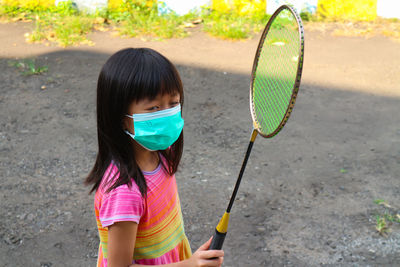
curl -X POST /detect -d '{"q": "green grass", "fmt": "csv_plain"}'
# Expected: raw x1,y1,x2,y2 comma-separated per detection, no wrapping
373,199,400,237
108,1,195,39
10,59,48,76
0,1,274,44
201,8,270,40
2,1,400,46
375,215,389,236
0,1,324,45
1,1,99,47
27,13,95,47
0,0,198,45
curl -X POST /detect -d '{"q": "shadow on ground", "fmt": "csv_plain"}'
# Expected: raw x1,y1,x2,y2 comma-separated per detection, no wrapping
1,50,399,266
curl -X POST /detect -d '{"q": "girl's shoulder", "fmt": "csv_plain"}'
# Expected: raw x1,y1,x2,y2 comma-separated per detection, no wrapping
95,162,145,228
97,161,142,197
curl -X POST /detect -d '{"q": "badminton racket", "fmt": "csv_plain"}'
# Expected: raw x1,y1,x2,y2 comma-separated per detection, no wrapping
210,4,305,250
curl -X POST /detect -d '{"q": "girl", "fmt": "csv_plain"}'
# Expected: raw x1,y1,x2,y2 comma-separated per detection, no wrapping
86,48,224,267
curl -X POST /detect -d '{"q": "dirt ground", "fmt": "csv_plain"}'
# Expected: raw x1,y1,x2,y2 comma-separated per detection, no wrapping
1,21,399,266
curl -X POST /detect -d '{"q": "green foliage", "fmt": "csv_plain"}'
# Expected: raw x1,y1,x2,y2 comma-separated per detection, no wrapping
375,215,389,236
1,0,286,44
51,0,79,16
201,8,270,40
0,5,20,17
300,11,312,22
374,199,387,205
317,0,377,22
10,59,48,76
108,0,193,39
1,1,97,47
1,0,198,45
373,199,400,237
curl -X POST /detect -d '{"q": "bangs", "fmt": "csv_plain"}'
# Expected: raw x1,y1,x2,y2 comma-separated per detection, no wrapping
126,49,183,103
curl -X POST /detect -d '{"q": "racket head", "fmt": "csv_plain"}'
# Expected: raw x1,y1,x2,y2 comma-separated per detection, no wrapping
250,5,304,138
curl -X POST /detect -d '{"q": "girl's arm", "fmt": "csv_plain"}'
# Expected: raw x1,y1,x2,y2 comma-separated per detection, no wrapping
130,237,224,267
108,221,224,267
108,221,139,267
129,238,224,267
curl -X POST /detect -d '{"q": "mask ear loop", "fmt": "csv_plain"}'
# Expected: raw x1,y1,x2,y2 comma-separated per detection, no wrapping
124,114,135,137
124,129,135,139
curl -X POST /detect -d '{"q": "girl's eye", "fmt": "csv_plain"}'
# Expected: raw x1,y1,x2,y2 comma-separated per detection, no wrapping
147,106,159,111
170,102,180,107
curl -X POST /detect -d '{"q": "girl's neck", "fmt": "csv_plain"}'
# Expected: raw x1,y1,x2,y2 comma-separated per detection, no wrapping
133,142,160,172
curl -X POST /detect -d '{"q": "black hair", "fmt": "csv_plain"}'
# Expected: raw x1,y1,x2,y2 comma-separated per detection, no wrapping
85,48,184,196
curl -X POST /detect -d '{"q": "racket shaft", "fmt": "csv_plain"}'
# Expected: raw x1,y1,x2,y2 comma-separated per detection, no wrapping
227,130,257,212
209,130,258,251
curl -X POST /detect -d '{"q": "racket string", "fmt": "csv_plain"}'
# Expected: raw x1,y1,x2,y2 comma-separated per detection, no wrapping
252,9,301,136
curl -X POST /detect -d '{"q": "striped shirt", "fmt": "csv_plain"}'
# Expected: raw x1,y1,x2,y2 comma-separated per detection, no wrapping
94,160,192,266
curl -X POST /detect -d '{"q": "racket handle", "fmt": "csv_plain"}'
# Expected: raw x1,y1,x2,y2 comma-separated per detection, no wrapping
210,211,230,250
210,228,226,250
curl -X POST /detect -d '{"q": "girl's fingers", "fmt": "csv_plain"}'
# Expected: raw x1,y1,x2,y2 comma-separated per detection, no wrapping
194,238,224,266
199,256,224,267
197,237,213,251
199,250,224,259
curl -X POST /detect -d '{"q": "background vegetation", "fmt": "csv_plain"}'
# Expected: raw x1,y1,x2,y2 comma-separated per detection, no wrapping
317,0,377,21
0,0,398,47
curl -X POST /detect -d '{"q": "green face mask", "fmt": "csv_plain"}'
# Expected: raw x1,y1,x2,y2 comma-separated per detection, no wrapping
125,104,184,151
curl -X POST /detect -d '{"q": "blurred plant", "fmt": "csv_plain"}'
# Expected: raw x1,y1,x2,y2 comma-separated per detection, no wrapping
300,11,313,22
31,1,99,47
1,0,198,44
317,0,377,22
0,0,53,21
375,215,389,236
1,1,101,47
4,0,397,45
211,0,266,16
10,59,48,76
0,0,53,15
373,199,400,237
107,0,193,39
374,199,391,207
201,6,270,40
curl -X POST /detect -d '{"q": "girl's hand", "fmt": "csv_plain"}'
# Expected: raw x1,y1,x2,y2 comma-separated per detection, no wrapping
186,237,224,267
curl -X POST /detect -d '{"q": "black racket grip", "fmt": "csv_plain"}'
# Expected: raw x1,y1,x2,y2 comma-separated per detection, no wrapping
210,229,226,250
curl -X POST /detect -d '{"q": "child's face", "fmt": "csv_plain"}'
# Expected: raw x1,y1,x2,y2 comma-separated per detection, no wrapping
123,92,181,134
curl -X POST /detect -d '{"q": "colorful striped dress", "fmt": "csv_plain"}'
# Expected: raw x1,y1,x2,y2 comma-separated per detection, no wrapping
94,161,192,266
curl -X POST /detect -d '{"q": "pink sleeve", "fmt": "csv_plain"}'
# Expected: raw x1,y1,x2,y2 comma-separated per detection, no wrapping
99,185,144,227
